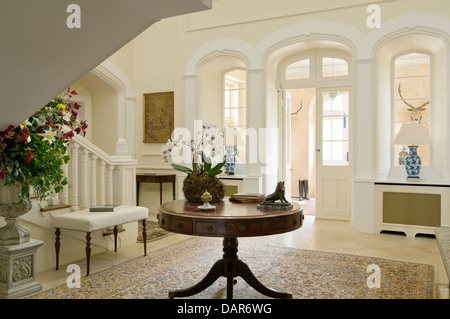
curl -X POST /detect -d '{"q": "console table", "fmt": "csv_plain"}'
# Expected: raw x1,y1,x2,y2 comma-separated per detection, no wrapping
136,174,176,205
158,199,304,299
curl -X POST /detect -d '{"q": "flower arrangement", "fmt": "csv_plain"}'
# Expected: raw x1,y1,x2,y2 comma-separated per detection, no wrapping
161,122,226,202
0,88,87,205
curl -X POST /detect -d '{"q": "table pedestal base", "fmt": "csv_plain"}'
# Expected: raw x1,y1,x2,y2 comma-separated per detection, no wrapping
169,237,293,299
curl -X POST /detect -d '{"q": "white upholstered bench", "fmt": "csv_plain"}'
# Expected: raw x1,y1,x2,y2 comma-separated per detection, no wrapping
52,205,148,276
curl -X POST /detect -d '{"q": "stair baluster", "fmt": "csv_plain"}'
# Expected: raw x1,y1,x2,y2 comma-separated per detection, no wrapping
70,141,80,211
79,149,89,209
90,154,97,206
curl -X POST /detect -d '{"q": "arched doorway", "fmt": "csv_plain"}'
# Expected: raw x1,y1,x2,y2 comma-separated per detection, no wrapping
271,41,353,220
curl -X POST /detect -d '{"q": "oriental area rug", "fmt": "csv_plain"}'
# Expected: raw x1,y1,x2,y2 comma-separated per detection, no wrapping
27,238,435,299
137,220,174,243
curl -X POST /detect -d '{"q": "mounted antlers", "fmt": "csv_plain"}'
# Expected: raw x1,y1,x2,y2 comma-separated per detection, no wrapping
291,100,303,115
398,83,429,122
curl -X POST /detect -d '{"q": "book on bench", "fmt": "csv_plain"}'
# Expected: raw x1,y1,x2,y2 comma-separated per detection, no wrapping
89,205,121,212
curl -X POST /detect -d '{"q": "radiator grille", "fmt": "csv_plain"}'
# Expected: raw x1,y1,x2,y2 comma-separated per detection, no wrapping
382,192,441,227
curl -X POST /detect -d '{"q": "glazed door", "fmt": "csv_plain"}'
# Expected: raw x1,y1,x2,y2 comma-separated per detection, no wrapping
315,87,352,220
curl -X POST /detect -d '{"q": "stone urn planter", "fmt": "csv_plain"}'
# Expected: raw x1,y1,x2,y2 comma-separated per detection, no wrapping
0,179,32,246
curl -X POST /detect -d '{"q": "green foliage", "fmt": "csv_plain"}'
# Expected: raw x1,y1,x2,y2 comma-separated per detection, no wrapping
171,157,225,177
0,89,87,204
170,164,193,175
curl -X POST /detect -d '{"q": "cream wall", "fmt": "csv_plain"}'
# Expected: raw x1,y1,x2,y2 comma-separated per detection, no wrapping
108,0,450,170
95,0,450,226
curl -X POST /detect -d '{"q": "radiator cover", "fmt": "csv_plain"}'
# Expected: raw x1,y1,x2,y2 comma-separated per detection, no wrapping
382,192,441,227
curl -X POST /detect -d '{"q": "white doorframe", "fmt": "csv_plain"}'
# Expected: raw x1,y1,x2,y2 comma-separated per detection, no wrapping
315,86,352,221
279,89,292,200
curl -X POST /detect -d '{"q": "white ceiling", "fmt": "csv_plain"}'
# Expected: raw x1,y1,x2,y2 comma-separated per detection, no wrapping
0,0,211,130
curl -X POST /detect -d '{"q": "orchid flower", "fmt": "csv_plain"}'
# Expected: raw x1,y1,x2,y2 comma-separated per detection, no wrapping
160,121,224,170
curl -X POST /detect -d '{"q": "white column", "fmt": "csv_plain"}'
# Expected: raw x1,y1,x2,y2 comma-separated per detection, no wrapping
126,96,136,157
107,165,115,206
98,160,106,205
244,68,263,193
353,57,375,233
184,74,198,134
90,154,97,206
354,57,374,180
70,142,80,211
115,93,128,155
79,148,89,209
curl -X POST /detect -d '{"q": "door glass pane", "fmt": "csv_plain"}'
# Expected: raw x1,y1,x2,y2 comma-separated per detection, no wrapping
331,141,345,161
322,91,349,166
323,119,332,140
323,91,349,113
331,117,344,141
323,141,332,161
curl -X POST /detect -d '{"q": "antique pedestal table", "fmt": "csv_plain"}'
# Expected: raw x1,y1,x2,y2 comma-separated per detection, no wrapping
158,199,304,299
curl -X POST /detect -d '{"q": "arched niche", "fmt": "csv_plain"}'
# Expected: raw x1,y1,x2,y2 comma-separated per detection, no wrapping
75,72,119,156
198,54,248,173
375,32,449,180
199,55,247,128
71,60,135,157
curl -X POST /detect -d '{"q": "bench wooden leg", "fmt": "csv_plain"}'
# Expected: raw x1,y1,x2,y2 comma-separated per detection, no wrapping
86,232,91,276
113,226,118,252
142,219,147,256
55,228,61,270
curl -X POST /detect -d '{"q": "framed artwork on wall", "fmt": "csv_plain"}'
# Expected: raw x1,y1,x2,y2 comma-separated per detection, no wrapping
143,91,174,143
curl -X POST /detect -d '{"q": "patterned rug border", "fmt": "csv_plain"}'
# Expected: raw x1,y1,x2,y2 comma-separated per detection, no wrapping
28,237,436,299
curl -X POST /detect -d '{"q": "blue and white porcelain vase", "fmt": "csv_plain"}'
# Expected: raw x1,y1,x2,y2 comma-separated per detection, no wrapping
224,145,236,175
405,145,421,179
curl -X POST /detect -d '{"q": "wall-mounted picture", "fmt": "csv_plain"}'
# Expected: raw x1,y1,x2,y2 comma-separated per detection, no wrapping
143,91,174,143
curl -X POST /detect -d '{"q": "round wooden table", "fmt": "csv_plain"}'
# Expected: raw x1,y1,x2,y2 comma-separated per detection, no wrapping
158,199,304,299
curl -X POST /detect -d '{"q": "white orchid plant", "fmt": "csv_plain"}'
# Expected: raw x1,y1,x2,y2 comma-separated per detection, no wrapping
161,122,225,177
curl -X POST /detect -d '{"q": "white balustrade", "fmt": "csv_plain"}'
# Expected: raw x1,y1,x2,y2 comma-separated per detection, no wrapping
63,134,137,212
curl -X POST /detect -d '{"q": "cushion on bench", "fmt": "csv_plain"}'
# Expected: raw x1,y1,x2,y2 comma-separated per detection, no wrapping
435,227,450,280
52,205,148,232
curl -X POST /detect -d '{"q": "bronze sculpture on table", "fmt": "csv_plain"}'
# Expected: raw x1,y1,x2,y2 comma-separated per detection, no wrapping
258,181,293,210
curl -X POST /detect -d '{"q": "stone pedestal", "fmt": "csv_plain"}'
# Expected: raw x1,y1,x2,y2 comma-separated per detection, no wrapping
0,239,43,299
